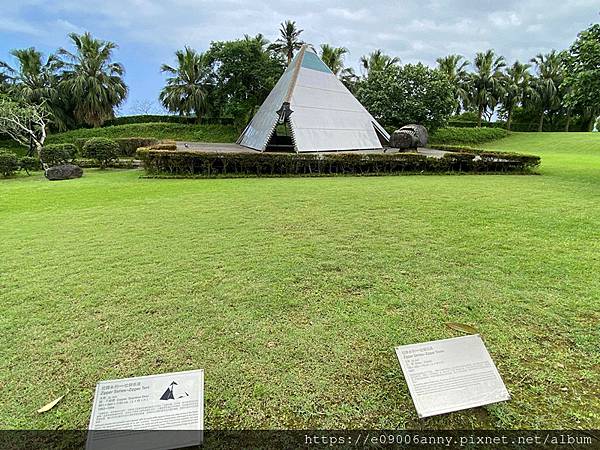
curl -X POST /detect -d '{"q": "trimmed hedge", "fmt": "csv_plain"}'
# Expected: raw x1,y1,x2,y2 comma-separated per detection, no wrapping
40,143,77,167
104,115,235,127
73,137,159,156
19,156,41,175
77,158,138,169
82,138,120,169
0,149,19,177
429,144,541,168
115,137,160,156
137,149,540,178
429,127,508,145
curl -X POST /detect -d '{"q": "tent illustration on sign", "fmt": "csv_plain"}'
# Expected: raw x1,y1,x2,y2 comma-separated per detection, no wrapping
160,381,190,400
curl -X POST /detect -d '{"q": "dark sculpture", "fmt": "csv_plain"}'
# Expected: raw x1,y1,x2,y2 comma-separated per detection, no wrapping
389,124,429,150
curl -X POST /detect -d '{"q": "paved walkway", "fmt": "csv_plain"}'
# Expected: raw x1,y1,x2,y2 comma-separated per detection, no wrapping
175,142,448,158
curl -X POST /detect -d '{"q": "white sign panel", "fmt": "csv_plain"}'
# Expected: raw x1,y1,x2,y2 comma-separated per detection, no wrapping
395,335,509,418
87,369,204,450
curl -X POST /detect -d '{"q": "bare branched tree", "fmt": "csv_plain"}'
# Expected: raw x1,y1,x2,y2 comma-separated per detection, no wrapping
0,96,49,168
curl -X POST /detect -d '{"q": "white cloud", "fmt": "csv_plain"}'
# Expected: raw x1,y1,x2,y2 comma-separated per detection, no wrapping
488,11,522,28
0,16,42,36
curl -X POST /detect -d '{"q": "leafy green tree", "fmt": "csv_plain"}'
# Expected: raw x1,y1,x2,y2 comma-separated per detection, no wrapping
563,24,600,132
360,49,400,78
270,20,305,65
58,32,127,127
355,63,455,130
436,54,470,114
500,61,532,130
529,50,564,132
160,47,212,123
466,50,506,127
207,38,284,125
319,44,348,75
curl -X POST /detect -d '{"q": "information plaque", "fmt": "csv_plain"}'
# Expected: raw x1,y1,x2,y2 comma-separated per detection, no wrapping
87,369,204,450
395,335,510,418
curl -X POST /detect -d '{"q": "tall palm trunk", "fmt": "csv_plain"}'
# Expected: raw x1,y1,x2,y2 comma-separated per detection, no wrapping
507,108,513,131
564,112,571,132
477,104,484,127
538,112,544,132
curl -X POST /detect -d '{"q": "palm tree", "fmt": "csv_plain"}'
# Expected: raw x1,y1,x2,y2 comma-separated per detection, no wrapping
466,50,506,127
57,32,127,127
340,67,359,91
159,47,212,123
500,61,532,130
0,48,75,132
360,50,400,77
529,51,564,132
319,44,348,75
244,33,271,52
436,54,470,114
270,20,305,65
0,48,61,103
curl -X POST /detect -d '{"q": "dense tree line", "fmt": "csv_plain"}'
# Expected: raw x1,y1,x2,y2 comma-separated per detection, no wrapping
1,21,598,141
435,24,600,131
158,20,598,132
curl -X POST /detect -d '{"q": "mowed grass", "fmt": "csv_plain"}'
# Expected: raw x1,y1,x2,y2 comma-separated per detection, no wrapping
0,132,598,430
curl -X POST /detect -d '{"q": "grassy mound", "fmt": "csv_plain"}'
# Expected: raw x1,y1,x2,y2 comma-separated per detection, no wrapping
47,122,239,145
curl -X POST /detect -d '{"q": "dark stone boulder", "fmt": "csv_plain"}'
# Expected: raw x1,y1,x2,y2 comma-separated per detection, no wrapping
389,124,429,150
45,164,83,181
390,131,418,149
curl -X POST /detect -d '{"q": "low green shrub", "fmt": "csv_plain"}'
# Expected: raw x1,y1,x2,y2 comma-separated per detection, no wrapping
0,149,19,177
82,138,120,169
40,143,77,167
430,144,541,169
114,137,160,156
77,158,137,169
137,148,539,178
73,138,89,153
19,156,41,175
149,142,177,150
429,127,508,145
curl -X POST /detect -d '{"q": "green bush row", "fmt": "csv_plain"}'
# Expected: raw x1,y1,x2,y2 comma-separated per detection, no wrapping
41,143,77,166
429,144,542,167
137,149,540,178
0,150,42,177
429,127,509,145
103,115,235,127
72,137,159,156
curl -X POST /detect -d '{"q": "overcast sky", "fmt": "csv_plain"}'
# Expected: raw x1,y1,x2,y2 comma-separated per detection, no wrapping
1,0,598,114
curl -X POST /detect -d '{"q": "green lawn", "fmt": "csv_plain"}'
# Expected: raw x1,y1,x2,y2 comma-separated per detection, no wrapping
0,132,598,430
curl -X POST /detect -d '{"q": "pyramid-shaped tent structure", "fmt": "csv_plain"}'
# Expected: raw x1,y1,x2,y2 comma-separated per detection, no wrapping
237,45,390,152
